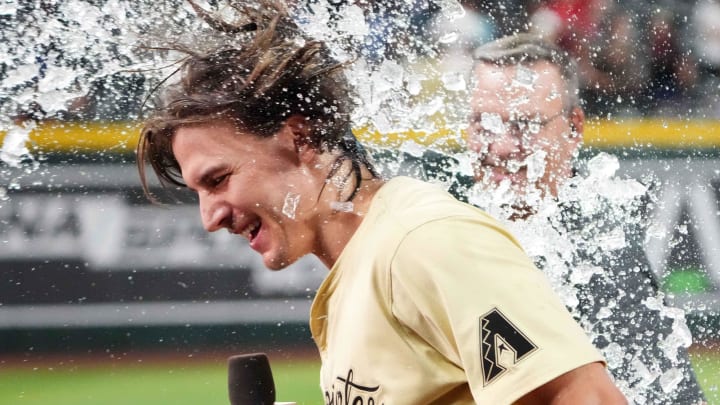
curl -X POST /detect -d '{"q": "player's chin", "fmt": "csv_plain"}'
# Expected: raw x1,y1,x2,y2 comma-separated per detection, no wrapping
263,257,288,271
262,251,295,271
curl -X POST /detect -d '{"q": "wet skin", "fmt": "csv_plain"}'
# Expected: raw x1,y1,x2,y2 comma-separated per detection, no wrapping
172,118,382,271
172,120,329,270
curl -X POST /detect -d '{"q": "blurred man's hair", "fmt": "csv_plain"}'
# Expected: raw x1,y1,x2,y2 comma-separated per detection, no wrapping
473,33,580,110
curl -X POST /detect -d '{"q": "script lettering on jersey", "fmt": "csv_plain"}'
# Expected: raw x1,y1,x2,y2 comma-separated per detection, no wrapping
324,369,383,405
480,307,538,386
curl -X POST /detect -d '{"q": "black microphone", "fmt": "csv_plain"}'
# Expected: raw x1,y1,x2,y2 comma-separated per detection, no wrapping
227,353,276,405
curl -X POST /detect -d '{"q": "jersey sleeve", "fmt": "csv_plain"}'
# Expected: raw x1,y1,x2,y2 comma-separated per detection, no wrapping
389,214,605,404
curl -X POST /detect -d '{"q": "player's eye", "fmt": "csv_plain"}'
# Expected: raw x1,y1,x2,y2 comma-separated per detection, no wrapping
210,173,229,188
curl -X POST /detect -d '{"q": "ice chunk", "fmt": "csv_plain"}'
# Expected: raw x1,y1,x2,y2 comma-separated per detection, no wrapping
643,295,664,312
371,111,392,134
663,318,693,356
659,368,683,393
452,152,476,177
298,1,332,39
602,342,625,369
0,123,35,167
0,2,17,15
438,31,459,44
440,71,466,92
597,178,648,202
587,152,620,179
2,64,39,88
399,140,426,158
597,227,627,251
419,96,444,117
436,0,466,21
631,357,659,387
513,65,539,88
336,5,368,36
526,119,542,135
569,264,601,285
525,150,547,183
500,97,528,112
596,306,613,320
505,159,523,174
371,60,404,94
406,73,426,96
282,192,301,219
480,112,505,135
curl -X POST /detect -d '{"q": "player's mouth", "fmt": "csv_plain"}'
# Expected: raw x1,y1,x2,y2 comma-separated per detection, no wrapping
237,218,261,243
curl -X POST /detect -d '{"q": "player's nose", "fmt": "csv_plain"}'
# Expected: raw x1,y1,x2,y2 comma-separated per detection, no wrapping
199,194,232,232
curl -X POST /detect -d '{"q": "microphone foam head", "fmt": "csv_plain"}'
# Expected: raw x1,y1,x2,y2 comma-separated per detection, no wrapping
227,353,276,405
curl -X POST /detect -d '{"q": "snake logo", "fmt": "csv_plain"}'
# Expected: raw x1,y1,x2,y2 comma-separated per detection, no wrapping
480,307,538,386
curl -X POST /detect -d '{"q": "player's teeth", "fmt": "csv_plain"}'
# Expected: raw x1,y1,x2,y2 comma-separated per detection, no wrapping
240,220,260,240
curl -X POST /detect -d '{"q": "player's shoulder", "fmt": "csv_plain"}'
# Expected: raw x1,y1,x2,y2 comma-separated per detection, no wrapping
374,176,510,240
377,176,482,221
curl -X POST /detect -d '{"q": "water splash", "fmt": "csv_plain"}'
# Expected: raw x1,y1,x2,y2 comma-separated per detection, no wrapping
0,0,207,180
467,151,696,403
2,1,474,175
0,3,708,402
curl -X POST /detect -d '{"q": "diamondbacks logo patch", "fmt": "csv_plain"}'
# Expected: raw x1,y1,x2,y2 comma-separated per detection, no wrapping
480,307,538,386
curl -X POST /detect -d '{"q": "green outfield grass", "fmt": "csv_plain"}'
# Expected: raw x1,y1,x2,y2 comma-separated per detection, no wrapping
0,348,718,405
0,355,322,405
690,349,720,404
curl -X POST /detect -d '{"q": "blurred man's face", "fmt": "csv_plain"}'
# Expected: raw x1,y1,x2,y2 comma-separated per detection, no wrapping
467,60,583,202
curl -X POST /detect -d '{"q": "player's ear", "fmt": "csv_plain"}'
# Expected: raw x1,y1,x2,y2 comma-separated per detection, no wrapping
283,114,317,164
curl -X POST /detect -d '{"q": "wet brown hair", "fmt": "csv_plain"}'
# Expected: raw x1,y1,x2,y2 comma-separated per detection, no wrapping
137,0,377,201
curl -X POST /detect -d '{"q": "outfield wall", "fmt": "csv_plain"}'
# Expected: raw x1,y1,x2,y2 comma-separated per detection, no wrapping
0,119,718,351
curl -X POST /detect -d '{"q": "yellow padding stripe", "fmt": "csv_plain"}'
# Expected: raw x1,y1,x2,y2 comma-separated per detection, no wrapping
583,119,720,149
1,119,718,153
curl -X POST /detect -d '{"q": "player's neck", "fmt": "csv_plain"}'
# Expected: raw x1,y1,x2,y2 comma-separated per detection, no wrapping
313,165,384,269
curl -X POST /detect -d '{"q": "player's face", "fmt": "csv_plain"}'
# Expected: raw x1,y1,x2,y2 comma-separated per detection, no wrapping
172,121,323,270
467,61,582,200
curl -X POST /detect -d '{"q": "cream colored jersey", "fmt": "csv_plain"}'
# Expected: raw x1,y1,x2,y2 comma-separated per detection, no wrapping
310,177,604,405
